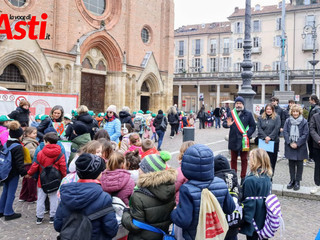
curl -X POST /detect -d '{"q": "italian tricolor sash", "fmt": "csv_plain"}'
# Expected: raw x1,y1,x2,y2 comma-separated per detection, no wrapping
231,108,250,151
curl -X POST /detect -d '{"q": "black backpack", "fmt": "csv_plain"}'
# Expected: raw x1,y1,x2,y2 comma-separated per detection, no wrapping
36,153,63,194
58,206,114,240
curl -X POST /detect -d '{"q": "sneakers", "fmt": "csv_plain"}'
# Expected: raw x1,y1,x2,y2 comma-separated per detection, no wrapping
18,199,26,202
170,136,174,139
44,209,49,214
36,217,43,225
49,217,54,224
5,213,22,221
310,187,320,194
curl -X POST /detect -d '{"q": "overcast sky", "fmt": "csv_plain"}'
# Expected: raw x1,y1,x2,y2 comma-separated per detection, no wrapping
174,0,288,29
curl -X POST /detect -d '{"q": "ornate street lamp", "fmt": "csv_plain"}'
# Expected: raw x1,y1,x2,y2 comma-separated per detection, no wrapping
302,21,320,95
239,0,256,113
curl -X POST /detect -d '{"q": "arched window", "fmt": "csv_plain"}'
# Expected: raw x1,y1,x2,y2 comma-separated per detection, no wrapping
82,58,93,69
141,81,149,92
0,64,25,82
8,0,26,7
141,28,150,44
83,0,106,15
96,60,106,71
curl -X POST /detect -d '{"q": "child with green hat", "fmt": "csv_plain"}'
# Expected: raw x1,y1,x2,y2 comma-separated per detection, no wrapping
0,115,13,145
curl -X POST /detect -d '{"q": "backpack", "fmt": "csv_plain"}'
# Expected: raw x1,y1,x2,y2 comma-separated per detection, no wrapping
112,196,129,239
195,188,229,240
132,219,176,240
160,117,167,130
36,153,63,194
246,194,284,239
0,143,20,182
133,118,142,132
59,206,114,240
226,192,243,229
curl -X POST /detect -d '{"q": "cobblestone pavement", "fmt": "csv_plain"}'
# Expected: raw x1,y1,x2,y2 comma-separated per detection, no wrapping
1,125,319,239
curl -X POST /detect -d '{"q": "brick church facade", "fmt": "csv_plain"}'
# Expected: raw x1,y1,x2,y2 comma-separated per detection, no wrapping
0,0,174,113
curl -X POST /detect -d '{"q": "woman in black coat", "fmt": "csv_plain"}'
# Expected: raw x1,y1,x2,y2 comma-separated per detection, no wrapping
257,103,281,175
283,104,309,191
76,105,98,140
167,106,179,138
8,100,30,128
153,110,167,151
119,106,134,128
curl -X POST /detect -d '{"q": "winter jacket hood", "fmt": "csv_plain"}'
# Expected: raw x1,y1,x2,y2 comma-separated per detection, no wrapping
72,133,91,147
77,113,93,125
137,169,177,202
181,144,214,181
0,125,9,146
141,147,159,159
60,182,104,210
41,143,62,158
8,107,30,126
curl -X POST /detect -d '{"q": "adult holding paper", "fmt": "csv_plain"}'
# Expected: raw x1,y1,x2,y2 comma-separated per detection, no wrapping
257,104,281,176
223,96,256,183
283,104,309,191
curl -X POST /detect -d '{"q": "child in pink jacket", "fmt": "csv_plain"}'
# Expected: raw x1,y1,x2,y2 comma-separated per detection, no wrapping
175,141,196,205
125,132,143,156
101,152,135,206
0,115,12,146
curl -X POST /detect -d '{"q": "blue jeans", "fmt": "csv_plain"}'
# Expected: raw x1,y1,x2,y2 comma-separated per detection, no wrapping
156,130,165,150
215,117,221,128
0,176,19,215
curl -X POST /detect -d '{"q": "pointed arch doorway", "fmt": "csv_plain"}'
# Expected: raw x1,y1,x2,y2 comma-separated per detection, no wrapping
140,81,150,112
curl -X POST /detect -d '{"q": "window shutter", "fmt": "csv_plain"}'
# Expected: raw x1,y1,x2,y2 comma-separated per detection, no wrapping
258,37,261,47
175,60,179,73
234,39,237,49
200,58,203,71
207,58,210,72
219,58,223,72
241,22,243,33
258,20,261,32
258,62,261,71
220,38,223,54
273,37,276,47
230,38,233,53
192,58,195,72
200,39,203,55
184,40,187,55
192,39,195,55
234,22,237,33
175,41,179,56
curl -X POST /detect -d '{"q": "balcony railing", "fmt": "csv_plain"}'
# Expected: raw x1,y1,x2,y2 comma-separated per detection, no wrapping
223,48,230,55
174,69,320,81
252,46,262,54
302,43,318,51
208,49,217,56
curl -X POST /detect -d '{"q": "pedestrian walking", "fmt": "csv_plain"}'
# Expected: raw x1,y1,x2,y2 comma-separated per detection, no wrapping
0,121,27,221
119,106,134,129
223,96,256,183
213,106,222,128
240,148,272,240
168,106,179,138
309,110,320,194
307,95,320,163
153,110,167,151
257,103,281,175
197,106,206,129
76,105,98,140
283,104,309,191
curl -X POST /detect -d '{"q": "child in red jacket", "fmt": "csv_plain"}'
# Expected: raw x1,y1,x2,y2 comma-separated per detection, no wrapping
26,132,66,225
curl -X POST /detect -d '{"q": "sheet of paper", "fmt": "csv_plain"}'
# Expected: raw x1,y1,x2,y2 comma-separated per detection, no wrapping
258,139,275,153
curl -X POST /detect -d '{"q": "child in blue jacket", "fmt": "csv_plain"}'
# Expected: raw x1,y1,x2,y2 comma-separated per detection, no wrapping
171,144,235,240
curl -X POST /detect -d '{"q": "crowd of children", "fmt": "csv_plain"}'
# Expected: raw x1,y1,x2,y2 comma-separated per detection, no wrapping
0,103,279,240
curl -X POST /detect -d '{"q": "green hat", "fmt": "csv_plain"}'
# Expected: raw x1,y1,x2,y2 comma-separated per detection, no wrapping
139,152,171,173
98,112,105,117
64,113,72,120
163,113,166,116
146,110,151,114
35,114,42,120
190,110,193,114
0,115,13,122
152,113,156,117
41,115,49,121
74,111,78,117
88,110,95,116
133,111,137,114
138,110,144,114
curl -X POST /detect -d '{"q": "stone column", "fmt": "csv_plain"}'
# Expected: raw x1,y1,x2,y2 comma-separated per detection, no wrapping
197,84,200,112
216,84,221,107
261,83,266,105
178,85,182,110
238,84,242,91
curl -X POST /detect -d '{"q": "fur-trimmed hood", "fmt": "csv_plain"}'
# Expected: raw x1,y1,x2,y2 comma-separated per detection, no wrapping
137,169,177,188
137,169,177,202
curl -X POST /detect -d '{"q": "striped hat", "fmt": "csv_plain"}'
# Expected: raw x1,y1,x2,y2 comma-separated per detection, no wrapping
139,152,171,173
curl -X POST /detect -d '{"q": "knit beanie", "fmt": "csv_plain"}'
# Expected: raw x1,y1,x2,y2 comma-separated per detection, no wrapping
106,105,117,114
8,121,23,139
234,96,245,105
73,121,88,136
139,151,171,173
76,153,106,179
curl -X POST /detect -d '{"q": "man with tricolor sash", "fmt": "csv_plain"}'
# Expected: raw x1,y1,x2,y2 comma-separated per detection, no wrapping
223,96,256,183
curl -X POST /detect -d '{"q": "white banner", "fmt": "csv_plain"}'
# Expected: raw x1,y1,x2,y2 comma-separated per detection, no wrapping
0,90,78,122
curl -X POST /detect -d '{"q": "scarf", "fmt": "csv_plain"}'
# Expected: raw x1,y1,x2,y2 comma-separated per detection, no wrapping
289,115,303,143
231,108,249,151
106,115,116,122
